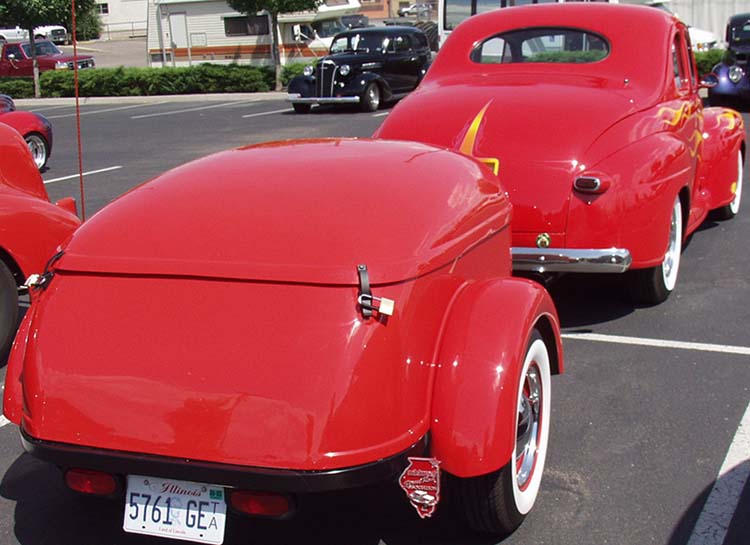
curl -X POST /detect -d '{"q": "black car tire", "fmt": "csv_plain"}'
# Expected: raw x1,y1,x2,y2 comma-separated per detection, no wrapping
293,103,311,114
0,261,19,361
361,83,380,112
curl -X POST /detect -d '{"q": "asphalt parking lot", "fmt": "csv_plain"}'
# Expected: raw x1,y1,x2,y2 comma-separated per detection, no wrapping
1,96,749,545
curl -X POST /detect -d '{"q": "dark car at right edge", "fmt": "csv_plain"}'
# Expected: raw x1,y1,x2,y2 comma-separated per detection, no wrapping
709,12,750,105
287,26,431,113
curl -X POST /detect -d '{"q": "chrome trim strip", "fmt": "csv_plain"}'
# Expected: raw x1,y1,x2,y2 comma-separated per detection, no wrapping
286,95,361,104
512,247,632,273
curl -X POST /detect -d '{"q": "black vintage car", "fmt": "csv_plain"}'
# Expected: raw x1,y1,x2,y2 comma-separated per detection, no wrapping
709,13,750,105
287,26,431,113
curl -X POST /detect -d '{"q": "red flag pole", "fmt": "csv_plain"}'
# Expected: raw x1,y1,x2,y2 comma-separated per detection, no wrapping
71,0,86,221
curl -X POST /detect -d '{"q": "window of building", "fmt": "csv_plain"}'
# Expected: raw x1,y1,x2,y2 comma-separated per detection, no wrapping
96,3,110,14
224,15,269,36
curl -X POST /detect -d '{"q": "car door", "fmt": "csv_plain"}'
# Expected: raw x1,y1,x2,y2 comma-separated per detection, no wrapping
1,43,32,77
383,34,421,92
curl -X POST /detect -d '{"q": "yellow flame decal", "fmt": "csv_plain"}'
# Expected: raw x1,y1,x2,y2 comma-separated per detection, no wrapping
719,111,737,130
458,101,500,175
688,130,703,158
658,103,690,127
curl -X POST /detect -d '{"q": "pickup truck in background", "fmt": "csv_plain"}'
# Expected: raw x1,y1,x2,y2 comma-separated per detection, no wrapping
0,26,28,43
0,40,94,77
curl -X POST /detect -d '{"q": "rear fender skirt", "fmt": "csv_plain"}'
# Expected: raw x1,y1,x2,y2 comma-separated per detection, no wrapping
429,277,562,477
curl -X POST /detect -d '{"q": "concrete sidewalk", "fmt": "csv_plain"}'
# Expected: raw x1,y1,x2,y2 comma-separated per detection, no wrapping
15,92,289,107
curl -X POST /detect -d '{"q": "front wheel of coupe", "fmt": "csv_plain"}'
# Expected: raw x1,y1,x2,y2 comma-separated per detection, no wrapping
292,103,311,114
454,329,552,535
629,195,682,305
361,83,380,112
0,261,19,361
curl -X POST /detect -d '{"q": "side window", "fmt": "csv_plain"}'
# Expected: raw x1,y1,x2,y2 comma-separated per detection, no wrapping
394,35,411,53
413,32,428,51
671,33,688,91
4,44,21,59
683,30,698,88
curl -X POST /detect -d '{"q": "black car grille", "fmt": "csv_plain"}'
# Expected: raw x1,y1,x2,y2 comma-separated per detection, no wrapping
67,58,95,70
315,60,338,98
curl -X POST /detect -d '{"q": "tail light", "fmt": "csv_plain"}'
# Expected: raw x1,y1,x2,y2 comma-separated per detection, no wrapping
230,490,292,518
65,469,117,495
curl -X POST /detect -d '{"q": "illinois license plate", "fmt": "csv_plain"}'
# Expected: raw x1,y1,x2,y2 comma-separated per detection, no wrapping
123,475,227,544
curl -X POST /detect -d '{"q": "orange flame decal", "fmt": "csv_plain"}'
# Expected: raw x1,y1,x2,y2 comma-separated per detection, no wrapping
458,101,500,175
718,111,737,130
688,130,703,158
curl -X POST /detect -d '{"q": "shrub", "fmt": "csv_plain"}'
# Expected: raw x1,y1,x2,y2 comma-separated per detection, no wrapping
695,49,727,76
37,64,272,97
282,62,310,86
0,78,34,98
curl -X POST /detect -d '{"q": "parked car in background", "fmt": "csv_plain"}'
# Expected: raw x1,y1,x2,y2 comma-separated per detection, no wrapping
646,1,719,51
0,25,28,43
287,26,431,113
33,25,68,45
341,14,369,29
398,3,432,18
376,3,745,305
0,94,53,169
0,122,79,360
0,40,95,78
4,138,564,541
708,12,750,105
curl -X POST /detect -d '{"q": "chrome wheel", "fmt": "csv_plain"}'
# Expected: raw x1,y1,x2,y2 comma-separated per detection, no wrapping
516,364,541,491
25,133,49,170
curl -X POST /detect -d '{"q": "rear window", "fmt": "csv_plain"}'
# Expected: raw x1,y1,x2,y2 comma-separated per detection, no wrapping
471,27,609,64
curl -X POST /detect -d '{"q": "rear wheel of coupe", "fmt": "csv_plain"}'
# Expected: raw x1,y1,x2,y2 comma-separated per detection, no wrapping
292,103,311,114
25,132,49,170
455,330,551,535
714,151,743,220
629,195,682,305
0,261,19,361
361,83,380,112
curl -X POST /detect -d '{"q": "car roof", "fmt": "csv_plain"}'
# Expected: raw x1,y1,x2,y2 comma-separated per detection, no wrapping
337,26,423,37
728,13,750,27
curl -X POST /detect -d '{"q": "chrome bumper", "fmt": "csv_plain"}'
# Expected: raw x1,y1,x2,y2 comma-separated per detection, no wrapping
512,247,632,273
287,94,360,105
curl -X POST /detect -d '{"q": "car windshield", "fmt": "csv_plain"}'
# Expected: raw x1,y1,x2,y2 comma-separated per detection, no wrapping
730,19,750,42
471,27,609,64
330,33,385,53
21,41,62,56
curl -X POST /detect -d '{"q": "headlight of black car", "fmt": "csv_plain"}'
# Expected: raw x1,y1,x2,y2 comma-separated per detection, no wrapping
339,64,351,76
304,65,314,77
729,65,744,84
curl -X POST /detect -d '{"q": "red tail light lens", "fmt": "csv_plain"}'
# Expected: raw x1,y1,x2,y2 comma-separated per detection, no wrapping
230,490,292,517
65,469,117,495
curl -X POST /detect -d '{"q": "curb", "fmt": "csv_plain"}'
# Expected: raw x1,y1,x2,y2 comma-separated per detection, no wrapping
14,92,289,107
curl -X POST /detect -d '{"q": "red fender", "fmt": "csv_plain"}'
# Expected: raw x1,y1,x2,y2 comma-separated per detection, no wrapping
3,302,37,425
699,107,745,210
430,277,562,477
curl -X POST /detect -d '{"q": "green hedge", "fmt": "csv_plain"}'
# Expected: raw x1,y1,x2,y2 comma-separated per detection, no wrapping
695,49,727,76
0,64,275,98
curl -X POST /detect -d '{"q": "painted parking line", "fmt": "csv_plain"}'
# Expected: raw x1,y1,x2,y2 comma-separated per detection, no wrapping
0,415,9,429
561,332,750,356
686,400,750,545
46,103,158,119
44,165,123,185
242,108,292,118
373,111,390,117
132,101,253,119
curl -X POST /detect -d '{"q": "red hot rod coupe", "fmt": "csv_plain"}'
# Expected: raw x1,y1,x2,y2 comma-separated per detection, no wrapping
4,139,563,542
0,122,79,360
1,94,54,169
375,3,745,304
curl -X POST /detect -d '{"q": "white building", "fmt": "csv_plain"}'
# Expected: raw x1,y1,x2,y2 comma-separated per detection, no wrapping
96,0,149,38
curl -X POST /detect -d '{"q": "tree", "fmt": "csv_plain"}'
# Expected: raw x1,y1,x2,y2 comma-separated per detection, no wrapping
0,0,96,97
227,0,321,91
